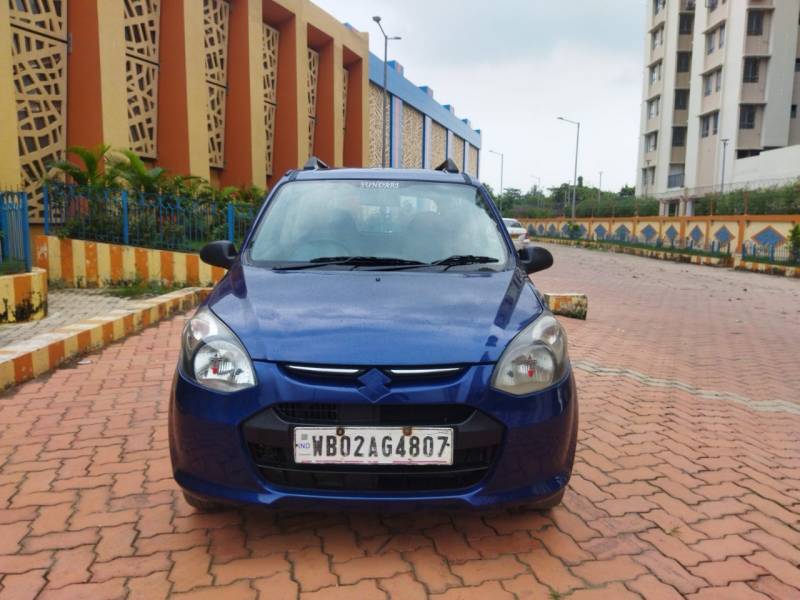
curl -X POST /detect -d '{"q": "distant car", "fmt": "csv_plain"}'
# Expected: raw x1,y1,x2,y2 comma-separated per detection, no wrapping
503,218,529,249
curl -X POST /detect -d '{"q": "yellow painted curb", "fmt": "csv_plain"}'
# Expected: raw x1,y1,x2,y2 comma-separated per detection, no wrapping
545,293,588,320
0,287,211,391
0,267,48,323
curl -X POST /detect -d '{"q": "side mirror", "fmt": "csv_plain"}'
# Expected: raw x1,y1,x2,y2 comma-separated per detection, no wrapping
518,246,553,274
200,240,238,269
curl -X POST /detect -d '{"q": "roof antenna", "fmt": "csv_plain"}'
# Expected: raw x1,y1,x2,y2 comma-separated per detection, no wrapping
434,158,459,173
303,156,330,170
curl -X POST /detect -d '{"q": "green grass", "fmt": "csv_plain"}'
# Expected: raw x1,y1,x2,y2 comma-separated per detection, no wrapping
0,260,27,276
105,279,187,299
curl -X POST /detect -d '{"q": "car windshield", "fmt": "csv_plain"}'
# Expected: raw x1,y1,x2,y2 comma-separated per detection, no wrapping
245,180,509,269
504,219,523,229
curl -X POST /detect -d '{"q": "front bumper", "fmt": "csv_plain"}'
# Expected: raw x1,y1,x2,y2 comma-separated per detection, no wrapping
169,362,578,510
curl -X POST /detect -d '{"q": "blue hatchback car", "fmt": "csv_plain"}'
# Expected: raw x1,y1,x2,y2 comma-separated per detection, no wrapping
169,159,578,512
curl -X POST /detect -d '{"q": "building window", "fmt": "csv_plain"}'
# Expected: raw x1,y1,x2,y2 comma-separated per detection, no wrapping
791,104,797,119
647,97,660,119
708,0,718,11
672,126,687,147
737,149,761,159
654,0,665,16
701,112,719,138
703,73,713,96
715,69,722,92
718,24,725,48
743,57,760,83
645,132,658,152
747,11,764,36
740,105,757,129
651,26,664,50
675,89,689,110
649,62,662,85
679,13,694,35
706,31,715,55
677,52,691,73
795,58,800,72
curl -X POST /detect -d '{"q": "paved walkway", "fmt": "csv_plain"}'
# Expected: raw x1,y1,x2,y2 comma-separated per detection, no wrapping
0,291,138,348
0,246,798,599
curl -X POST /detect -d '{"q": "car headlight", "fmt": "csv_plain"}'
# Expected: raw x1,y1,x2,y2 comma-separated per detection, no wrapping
180,307,256,392
491,313,568,396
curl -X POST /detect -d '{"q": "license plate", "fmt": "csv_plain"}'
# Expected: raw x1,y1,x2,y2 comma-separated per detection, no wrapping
293,427,454,466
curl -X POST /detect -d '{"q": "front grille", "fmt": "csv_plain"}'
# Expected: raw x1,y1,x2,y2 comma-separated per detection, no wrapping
274,403,475,425
243,405,504,493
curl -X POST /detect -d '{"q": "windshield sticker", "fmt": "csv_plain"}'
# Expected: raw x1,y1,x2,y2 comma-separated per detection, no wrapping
360,181,400,189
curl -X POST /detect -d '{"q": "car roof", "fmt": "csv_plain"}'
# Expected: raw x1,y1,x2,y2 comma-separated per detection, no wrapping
290,167,479,185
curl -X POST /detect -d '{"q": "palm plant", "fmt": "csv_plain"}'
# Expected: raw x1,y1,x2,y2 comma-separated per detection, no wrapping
109,149,166,193
47,144,114,187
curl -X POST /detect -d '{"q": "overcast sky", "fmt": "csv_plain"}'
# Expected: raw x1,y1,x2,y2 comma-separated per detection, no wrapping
313,0,645,195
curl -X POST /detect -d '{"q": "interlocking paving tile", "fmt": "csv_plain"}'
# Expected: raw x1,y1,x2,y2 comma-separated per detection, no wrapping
0,244,798,598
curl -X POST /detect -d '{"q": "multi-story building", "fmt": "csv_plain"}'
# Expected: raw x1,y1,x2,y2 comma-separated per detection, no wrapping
637,0,800,215
0,0,480,225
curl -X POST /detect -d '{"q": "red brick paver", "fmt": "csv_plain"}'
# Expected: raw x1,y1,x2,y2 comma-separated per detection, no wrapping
0,245,799,598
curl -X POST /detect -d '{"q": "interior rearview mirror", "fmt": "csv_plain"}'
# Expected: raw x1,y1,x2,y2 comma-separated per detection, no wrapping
518,246,553,274
200,240,238,269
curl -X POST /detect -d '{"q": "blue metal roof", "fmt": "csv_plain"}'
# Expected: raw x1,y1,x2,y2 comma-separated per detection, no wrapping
368,53,481,148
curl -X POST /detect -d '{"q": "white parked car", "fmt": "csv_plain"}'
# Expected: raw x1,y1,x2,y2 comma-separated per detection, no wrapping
503,218,529,249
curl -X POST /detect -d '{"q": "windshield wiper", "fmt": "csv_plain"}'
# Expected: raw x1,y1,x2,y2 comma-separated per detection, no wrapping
429,255,500,271
273,256,427,271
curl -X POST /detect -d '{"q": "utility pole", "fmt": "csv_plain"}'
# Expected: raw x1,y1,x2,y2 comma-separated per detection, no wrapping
372,16,401,168
720,138,729,195
489,150,504,194
557,117,580,219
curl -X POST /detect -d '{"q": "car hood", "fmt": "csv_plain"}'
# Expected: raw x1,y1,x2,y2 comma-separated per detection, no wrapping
206,265,544,366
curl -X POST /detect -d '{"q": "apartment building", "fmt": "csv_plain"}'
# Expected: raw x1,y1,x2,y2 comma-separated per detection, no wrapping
636,0,800,215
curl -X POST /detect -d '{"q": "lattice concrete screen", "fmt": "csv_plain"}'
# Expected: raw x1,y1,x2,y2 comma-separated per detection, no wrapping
203,0,229,169
262,24,279,176
430,121,447,169
9,0,68,222
307,49,319,157
368,83,389,168
451,135,465,173
124,0,161,159
467,145,478,177
401,104,423,169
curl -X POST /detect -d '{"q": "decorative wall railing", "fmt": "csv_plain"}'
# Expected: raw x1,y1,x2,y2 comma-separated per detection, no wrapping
529,227,733,258
0,191,32,274
43,185,258,253
741,241,800,266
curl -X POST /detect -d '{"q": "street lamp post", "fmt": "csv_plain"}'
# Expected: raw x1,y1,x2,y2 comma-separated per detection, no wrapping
720,138,729,195
531,175,542,208
489,150,504,194
372,16,401,168
557,117,580,219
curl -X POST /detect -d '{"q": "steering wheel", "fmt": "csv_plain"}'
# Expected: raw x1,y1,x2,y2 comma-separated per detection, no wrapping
290,239,352,261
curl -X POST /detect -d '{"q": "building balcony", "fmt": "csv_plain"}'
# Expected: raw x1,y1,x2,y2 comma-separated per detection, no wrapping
673,108,688,126
745,33,771,57
675,71,691,88
650,43,665,64
668,172,685,188
671,146,686,163
741,81,767,104
678,34,693,52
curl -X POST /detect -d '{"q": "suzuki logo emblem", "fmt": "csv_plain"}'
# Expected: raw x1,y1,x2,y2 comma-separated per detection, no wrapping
357,369,391,403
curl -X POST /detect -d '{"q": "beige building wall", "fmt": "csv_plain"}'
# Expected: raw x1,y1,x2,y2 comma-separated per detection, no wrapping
637,0,800,212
